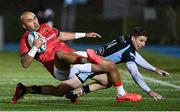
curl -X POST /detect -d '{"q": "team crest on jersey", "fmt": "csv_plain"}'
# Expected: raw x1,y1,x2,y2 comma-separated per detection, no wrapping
44,28,49,32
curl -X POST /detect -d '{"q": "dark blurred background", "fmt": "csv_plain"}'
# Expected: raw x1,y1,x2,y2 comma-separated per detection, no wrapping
0,0,180,51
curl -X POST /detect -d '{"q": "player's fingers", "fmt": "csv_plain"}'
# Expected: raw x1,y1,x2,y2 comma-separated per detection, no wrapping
161,72,170,77
159,73,165,77
154,96,158,100
39,37,47,43
160,95,165,99
159,72,167,77
164,72,170,75
95,33,102,38
157,95,164,100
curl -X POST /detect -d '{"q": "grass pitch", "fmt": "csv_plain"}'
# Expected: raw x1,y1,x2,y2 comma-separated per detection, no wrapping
0,51,180,111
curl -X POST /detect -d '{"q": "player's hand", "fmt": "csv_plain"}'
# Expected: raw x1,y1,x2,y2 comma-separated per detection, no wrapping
155,68,170,77
34,38,46,48
85,32,102,38
148,91,164,100
33,32,47,48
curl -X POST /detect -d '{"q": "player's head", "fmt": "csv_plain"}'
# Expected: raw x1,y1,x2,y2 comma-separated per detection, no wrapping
130,27,148,51
20,11,40,31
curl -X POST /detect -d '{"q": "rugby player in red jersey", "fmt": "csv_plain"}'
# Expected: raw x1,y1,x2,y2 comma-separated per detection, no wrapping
11,11,142,104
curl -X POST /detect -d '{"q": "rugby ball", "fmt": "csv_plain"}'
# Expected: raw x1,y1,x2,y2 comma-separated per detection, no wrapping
27,32,46,53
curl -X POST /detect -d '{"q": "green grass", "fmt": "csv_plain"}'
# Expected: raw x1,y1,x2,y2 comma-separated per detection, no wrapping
0,51,180,111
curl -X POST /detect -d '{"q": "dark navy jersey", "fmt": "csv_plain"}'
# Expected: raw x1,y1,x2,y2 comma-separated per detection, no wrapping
96,36,136,64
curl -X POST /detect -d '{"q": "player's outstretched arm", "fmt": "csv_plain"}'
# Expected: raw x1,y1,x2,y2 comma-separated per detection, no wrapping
135,52,170,77
126,62,165,100
135,52,156,71
58,32,101,41
126,62,151,93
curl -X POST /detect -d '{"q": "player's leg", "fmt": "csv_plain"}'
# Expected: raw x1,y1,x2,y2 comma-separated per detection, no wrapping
70,50,129,97
55,49,103,65
11,75,82,104
67,73,112,99
91,63,142,102
67,61,142,103
70,60,127,96
65,73,112,103
79,73,112,95
89,60,127,96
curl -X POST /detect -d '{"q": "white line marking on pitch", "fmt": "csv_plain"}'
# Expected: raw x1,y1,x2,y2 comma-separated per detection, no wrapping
143,77,180,89
120,70,180,89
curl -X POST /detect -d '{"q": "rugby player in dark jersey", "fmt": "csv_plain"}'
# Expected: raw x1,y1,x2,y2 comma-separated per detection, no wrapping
66,27,169,103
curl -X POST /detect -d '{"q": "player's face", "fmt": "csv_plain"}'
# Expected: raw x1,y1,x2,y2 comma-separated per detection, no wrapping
131,36,147,51
21,13,40,31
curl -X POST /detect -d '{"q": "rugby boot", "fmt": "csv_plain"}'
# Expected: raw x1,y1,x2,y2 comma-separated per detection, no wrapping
65,91,80,104
11,82,26,104
116,93,142,102
86,49,103,64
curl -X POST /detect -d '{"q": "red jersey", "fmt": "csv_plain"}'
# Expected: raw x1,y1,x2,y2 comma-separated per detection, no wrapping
19,23,75,75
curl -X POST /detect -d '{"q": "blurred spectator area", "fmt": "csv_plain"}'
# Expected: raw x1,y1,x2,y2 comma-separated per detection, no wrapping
0,0,180,45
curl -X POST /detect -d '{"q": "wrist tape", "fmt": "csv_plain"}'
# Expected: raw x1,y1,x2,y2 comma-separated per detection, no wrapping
28,46,38,57
75,33,86,39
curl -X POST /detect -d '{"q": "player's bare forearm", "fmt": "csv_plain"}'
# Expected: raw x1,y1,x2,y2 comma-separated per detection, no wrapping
20,54,34,68
58,32,101,41
58,32,75,41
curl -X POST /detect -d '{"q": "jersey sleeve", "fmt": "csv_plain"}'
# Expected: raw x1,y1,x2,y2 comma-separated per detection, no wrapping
126,61,151,93
19,32,30,56
135,52,156,71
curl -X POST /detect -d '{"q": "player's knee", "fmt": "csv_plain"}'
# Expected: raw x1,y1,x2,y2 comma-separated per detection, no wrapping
105,61,116,71
100,81,112,89
100,78,113,88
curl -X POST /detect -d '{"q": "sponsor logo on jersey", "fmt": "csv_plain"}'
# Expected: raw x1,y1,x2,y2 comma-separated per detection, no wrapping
97,47,105,55
106,40,117,49
44,28,49,32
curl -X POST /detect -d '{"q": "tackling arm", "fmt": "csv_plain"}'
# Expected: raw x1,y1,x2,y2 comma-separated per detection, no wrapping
58,32,101,41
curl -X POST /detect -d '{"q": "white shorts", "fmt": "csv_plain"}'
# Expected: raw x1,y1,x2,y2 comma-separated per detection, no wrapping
53,66,70,81
53,51,88,81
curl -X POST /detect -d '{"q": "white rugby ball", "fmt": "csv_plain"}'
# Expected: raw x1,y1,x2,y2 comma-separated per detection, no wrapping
27,32,46,53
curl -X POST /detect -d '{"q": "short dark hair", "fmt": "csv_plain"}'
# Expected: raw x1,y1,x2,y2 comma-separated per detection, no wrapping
130,27,148,37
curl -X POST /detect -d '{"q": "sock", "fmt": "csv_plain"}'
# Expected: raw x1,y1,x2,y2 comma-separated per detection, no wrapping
31,85,42,94
72,85,90,96
82,85,90,94
113,81,126,96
